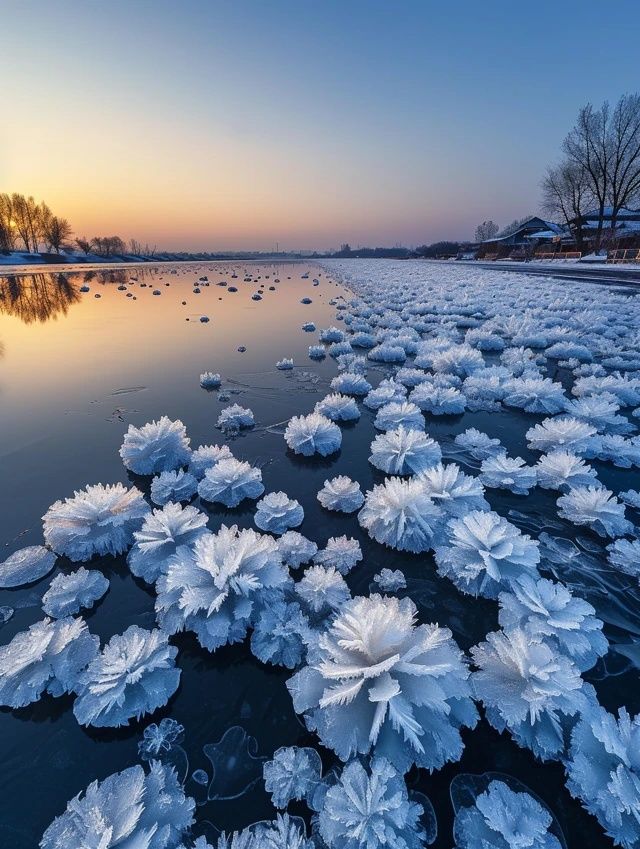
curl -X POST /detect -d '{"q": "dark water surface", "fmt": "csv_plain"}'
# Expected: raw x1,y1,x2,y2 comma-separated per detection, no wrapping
0,262,636,847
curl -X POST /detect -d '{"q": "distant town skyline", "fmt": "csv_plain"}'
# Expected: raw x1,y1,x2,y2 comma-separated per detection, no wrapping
3,0,640,251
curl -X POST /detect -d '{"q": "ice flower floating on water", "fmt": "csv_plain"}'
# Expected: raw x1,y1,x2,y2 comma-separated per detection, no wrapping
502,376,567,414
254,491,304,534
363,379,407,410
188,443,234,479
42,567,109,618
607,538,640,577
480,453,537,495
369,426,441,475
317,475,364,513
557,485,633,538
198,457,264,507
367,342,406,363
0,544,57,588
119,416,191,476
295,564,351,621
454,427,503,461
566,393,635,434
374,401,425,432
217,814,314,849
285,412,342,457
471,628,590,760
418,462,488,519
525,416,598,455
435,510,540,599
320,325,344,343
452,778,563,849
73,625,180,727
374,567,407,592
128,502,209,583
409,384,466,415
308,344,326,360
315,757,428,849
277,530,318,568
288,594,477,771
251,598,309,668
156,524,287,651
150,468,198,505
139,716,185,760
217,403,255,432
276,357,294,370
566,705,640,849
43,482,149,562
314,535,362,574
330,371,371,396
40,761,194,849
498,575,607,672
200,371,222,389
359,476,440,553
315,392,360,422
535,450,597,491
0,616,98,708
263,746,322,808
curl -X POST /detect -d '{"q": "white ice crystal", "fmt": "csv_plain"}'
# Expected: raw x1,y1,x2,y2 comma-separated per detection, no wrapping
502,376,567,414
525,416,599,455
590,434,640,468
573,372,640,407
40,761,194,849
557,486,633,538
277,531,318,568
251,599,309,668
607,538,640,578
368,342,406,363
128,502,209,583
418,462,488,520
330,372,372,396
453,778,562,849
254,491,304,534
454,428,503,461
309,344,326,360
369,426,441,475
374,401,425,432
263,746,322,808
119,416,191,475
480,453,537,495
410,384,466,415
535,451,597,491
314,535,362,574
498,575,607,672
359,477,440,553
0,545,57,588
320,326,345,343
155,525,287,651
435,510,540,599
295,564,351,621
317,476,364,513
200,372,222,388
471,628,590,759
566,705,640,849
73,625,180,727
364,380,408,411
276,357,294,370
188,444,234,479
285,412,342,457
374,568,407,592
288,594,477,771
315,392,361,422
0,616,98,708
43,482,149,562
566,393,635,434
217,814,314,849
197,457,265,507
150,469,198,505
217,404,255,432
317,757,427,849
42,568,109,618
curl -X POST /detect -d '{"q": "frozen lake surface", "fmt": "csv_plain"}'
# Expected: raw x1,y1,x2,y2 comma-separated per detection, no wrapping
0,259,639,848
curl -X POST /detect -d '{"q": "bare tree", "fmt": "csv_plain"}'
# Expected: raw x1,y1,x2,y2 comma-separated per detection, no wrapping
474,220,499,242
75,237,92,255
0,193,16,251
608,94,640,228
43,216,73,253
541,160,593,251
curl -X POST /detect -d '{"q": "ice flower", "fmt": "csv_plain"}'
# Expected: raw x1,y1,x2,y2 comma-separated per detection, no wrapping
277,357,294,370
351,331,377,348
525,416,598,455
454,428,503,461
374,568,407,592
453,778,563,849
363,380,407,410
285,412,342,457
288,594,477,771
314,535,362,574
607,538,640,577
40,761,194,849
119,416,191,475
217,814,314,849
566,705,640,849
150,469,198,505
0,545,57,588
43,482,149,562
471,628,589,759
317,476,364,513
188,444,234,479
573,372,640,407
535,451,597,491
502,376,567,414
198,457,265,507
374,401,425,432
315,392,360,422
566,393,634,434
410,384,466,415
200,372,222,389
418,462,488,520
368,342,406,363
73,625,180,727
42,568,109,618
557,486,633,537
251,599,309,668
431,343,484,377
278,531,318,568
369,426,441,475
620,489,640,509
295,565,351,620
498,575,607,672
359,477,440,553
139,717,185,760
217,404,255,432
331,372,372,396
309,344,326,360
435,510,540,598
480,454,537,495
316,757,427,849
128,502,209,583
591,434,640,468
254,491,304,534
263,746,322,808
0,616,98,708
320,326,345,343
155,525,287,651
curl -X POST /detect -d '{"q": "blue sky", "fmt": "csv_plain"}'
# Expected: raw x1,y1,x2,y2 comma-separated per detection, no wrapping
2,0,639,250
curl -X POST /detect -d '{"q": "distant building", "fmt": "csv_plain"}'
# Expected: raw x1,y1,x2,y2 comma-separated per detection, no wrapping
478,217,562,258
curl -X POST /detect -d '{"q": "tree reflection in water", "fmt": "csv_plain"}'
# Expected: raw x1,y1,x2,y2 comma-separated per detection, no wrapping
0,273,81,324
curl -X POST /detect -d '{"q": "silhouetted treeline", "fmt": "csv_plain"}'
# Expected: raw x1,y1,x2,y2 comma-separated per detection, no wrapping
331,243,411,258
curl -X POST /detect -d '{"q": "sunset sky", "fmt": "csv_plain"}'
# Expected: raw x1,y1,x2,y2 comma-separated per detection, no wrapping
3,0,639,251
